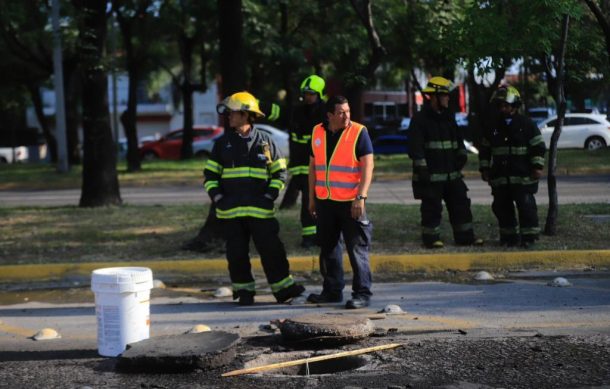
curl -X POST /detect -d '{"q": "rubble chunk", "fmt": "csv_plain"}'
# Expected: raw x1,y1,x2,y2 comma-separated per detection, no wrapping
214,287,232,297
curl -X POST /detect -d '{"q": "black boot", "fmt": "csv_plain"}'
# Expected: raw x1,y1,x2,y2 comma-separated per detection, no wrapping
233,290,255,306
275,284,305,303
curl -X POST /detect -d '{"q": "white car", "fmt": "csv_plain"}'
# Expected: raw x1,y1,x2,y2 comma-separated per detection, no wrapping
253,124,290,157
538,113,610,150
0,146,28,163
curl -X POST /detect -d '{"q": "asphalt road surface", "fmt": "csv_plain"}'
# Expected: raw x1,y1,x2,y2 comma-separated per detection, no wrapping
1,175,609,207
1,272,609,388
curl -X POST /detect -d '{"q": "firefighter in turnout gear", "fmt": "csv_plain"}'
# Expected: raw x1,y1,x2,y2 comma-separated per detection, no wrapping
205,91,305,305
281,75,327,248
182,99,284,253
480,86,546,247
408,77,482,248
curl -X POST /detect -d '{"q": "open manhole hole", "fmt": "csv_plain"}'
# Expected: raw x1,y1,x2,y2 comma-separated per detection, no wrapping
243,351,372,376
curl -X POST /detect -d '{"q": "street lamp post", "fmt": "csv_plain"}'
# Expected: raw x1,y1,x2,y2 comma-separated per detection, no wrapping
51,0,69,173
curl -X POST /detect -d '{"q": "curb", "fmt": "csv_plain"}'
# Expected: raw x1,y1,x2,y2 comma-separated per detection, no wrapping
1,250,609,285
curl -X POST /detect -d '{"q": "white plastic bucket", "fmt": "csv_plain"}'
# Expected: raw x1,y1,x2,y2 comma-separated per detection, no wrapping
91,267,153,357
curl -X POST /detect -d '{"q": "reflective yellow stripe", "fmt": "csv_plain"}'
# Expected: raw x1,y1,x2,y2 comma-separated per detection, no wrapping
479,160,490,168
492,146,528,156
291,133,311,144
453,222,473,232
222,167,269,180
521,227,541,235
268,104,281,121
270,275,295,293
490,176,538,186
531,156,545,166
425,140,459,149
422,226,440,234
269,179,284,190
204,181,219,191
302,225,316,236
530,135,544,146
429,171,462,182
413,159,427,167
205,159,223,174
216,206,275,219
232,282,255,292
269,158,287,173
288,166,309,175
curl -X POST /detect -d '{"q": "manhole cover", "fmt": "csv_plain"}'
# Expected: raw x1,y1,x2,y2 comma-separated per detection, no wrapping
278,314,375,346
116,331,239,373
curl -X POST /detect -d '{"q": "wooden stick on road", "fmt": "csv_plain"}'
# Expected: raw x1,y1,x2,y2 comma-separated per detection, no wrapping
222,343,403,377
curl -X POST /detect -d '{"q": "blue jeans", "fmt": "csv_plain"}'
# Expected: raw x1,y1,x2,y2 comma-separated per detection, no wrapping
315,199,373,298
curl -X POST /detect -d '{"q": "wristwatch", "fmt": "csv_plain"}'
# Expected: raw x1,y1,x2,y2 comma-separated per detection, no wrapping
356,194,367,201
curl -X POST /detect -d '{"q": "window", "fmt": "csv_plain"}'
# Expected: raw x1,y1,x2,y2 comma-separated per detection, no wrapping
567,117,601,125
194,129,214,138
166,131,183,140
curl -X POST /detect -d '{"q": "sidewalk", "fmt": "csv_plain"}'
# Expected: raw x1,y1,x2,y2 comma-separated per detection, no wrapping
1,175,609,206
1,250,609,286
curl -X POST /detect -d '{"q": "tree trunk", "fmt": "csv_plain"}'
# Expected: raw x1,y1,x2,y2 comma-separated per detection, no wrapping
218,0,246,96
118,15,142,172
545,14,570,235
27,82,58,163
179,34,194,160
123,60,142,171
78,0,122,207
64,62,82,165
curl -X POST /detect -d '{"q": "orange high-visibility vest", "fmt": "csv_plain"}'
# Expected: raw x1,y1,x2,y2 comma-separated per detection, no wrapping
312,121,364,201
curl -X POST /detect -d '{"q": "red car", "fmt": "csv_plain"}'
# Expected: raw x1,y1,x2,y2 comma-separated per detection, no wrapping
139,125,223,160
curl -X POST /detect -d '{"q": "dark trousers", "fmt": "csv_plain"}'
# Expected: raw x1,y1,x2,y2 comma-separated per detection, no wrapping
492,187,539,244
316,200,373,298
196,204,224,241
420,179,475,246
222,217,290,289
279,176,299,209
289,174,316,237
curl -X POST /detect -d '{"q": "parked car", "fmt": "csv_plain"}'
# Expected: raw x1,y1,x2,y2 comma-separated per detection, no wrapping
139,125,223,160
538,113,610,150
528,107,555,125
373,128,478,156
253,124,290,157
0,146,28,163
373,130,409,155
455,112,469,128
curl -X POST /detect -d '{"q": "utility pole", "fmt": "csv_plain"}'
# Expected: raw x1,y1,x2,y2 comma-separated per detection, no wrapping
110,13,120,145
52,0,69,173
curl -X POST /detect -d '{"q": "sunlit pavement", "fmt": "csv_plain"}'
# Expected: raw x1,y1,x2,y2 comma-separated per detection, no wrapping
1,273,609,354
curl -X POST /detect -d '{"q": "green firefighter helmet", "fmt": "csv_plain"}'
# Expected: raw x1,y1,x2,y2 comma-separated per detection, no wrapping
490,85,521,106
300,75,326,99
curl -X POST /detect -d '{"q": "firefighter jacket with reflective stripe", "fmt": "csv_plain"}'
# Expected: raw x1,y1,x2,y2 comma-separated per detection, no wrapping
204,127,287,219
312,122,364,201
288,100,326,175
407,104,468,182
479,113,546,192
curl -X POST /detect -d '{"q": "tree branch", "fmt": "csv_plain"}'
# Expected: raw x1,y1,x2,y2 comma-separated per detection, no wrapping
582,0,610,61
